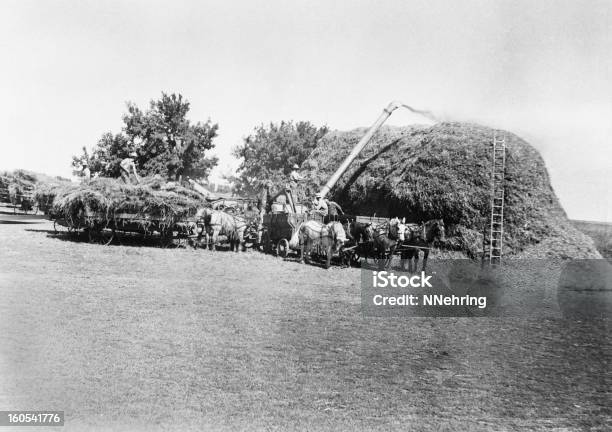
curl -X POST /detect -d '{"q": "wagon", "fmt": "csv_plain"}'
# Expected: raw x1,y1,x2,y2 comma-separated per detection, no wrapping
1,188,37,214
261,212,310,257
52,209,197,247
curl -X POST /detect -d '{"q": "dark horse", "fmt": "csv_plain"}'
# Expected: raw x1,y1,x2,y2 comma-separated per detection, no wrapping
399,219,445,272
371,217,402,269
340,220,374,266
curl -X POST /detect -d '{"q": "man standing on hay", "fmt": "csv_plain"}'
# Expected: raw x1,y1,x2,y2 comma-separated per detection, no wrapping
120,151,140,184
278,163,305,211
289,163,304,184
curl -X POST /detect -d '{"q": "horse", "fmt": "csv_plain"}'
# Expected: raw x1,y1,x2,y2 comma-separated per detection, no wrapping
299,220,348,269
340,220,374,266
195,208,247,252
371,217,402,269
344,220,373,244
399,219,445,272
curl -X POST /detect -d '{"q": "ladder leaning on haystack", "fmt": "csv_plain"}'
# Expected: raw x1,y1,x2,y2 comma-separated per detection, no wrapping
484,132,506,264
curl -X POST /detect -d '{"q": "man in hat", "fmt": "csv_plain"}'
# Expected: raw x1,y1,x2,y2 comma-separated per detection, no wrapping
288,163,305,191
285,163,305,209
81,161,91,182
312,192,328,217
289,163,304,182
120,151,140,184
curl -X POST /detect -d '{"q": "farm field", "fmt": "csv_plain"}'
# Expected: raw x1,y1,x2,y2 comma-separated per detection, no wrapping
1,215,610,431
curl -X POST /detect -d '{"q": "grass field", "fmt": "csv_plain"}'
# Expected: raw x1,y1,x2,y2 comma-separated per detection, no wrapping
1,214,610,431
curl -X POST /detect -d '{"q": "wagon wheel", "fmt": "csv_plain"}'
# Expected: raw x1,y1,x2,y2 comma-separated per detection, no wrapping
277,238,290,258
102,229,115,246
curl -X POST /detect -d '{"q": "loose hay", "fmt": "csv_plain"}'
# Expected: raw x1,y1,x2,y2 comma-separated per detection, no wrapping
48,177,208,229
302,123,601,259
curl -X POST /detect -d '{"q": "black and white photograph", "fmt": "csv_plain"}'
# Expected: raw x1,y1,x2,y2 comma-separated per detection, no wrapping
0,1,610,430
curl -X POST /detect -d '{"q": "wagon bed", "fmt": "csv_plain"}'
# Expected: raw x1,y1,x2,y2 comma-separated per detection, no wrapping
52,209,197,246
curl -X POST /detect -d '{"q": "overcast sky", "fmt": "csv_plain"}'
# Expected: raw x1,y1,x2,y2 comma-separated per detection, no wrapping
1,0,610,221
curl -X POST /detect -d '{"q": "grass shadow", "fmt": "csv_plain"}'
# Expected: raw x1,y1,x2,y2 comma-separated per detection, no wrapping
0,220,45,225
24,227,191,249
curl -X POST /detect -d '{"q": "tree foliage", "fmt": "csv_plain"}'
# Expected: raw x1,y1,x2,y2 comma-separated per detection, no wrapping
72,93,219,180
232,121,328,195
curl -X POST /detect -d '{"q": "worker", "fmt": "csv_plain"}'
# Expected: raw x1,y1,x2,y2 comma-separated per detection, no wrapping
285,163,305,206
81,161,91,182
326,199,343,222
287,163,304,191
289,164,304,182
312,192,328,217
120,151,140,184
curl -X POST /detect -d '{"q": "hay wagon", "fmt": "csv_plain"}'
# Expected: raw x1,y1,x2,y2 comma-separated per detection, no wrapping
261,210,355,263
52,209,197,247
261,212,311,257
0,186,37,214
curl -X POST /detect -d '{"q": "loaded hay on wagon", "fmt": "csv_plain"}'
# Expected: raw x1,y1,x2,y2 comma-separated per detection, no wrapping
302,122,600,259
47,177,208,235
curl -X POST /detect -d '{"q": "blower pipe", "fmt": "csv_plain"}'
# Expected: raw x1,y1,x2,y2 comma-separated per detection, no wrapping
317,101,434,199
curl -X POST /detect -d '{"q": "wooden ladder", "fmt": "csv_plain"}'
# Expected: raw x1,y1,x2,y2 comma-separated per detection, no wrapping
488,133,506,264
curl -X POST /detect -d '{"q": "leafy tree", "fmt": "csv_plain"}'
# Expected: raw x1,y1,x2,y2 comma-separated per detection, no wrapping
72,93,219,180
72,132,130,177
232,121,328,195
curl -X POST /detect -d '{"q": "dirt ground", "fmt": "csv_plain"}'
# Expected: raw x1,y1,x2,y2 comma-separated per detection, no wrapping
0,213,610,431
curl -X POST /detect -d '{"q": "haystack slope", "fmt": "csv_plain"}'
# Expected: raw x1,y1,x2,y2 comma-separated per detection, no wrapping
303,123,600,258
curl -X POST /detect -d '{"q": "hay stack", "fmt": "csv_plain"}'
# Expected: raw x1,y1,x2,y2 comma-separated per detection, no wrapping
303,123,600,259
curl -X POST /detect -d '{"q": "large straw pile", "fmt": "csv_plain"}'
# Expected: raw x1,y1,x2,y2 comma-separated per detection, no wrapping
302,123,600,259
48,177,208,228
